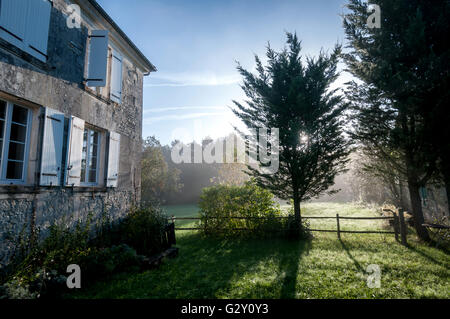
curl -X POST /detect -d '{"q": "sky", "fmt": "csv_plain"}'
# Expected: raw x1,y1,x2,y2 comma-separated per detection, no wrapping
97,0,349,145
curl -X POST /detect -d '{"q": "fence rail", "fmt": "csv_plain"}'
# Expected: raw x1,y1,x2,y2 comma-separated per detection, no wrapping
169,207,409,245
172,216,394,221
171,213,405,239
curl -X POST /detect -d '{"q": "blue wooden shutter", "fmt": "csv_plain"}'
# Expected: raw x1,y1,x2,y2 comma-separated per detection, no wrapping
110,51,123,103
25,0,52,60
0,0,29,50
86,30,109,87
40,107,65,186
66,116,85,186
106,132,120,187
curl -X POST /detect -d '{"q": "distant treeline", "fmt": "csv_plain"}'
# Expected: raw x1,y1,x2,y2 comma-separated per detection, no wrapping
142,135,443,209
141,134,248,205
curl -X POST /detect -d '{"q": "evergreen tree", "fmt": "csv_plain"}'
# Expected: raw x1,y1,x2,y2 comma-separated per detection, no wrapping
232,33,350,230
343,0,450,240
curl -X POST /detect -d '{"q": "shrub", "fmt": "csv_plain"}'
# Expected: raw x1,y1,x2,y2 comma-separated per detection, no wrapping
199,182,288,238
0,217,96,299
95,205,169,257
76,244,144,285
0,204,170,299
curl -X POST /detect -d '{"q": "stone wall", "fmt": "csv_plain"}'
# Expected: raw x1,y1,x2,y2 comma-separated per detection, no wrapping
0,1,145,266
0,189,135,267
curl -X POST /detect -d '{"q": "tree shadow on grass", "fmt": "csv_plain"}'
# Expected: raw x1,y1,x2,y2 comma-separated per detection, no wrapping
154,232,308,298
278,239,311,299
339,239,365,273
406,244,450,270
71,232,313,299
166,232,312,299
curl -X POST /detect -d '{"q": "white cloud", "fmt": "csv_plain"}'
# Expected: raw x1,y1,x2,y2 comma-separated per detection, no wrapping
144,112,230,124
143,106,227,114
144,71,241,87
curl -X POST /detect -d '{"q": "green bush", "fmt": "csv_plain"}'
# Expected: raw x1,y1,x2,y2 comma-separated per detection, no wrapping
76,244,144,285
199,182,312,239
95,205,169,257
4,216,93,285
1,205,170,299
199,182,286,238
0,217,96,299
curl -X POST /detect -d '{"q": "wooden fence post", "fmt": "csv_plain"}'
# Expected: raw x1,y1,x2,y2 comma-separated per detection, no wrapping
393,213,399,242
398,209,407,246
336,214,341,240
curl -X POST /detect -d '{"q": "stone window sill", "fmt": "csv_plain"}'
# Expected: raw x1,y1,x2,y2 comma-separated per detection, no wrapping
0,185,112,195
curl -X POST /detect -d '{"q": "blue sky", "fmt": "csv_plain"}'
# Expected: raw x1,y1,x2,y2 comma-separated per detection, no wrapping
97,0,349,145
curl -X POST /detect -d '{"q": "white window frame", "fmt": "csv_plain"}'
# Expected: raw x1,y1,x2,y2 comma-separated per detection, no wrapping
0,99,32,185
80,127,101,186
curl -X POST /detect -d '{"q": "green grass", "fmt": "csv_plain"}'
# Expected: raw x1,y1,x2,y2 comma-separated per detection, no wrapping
68,203,450,299
162,204,200,227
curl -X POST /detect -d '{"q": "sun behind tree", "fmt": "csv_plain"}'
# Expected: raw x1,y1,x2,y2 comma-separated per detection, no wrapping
232,32,350,234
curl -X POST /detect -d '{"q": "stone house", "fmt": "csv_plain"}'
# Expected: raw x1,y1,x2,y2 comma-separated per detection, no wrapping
0,0,155,265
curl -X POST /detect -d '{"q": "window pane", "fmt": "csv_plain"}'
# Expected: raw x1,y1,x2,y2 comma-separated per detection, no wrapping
12,105,28,124
81,157,87,183
2,104,29,182
6,161,23,180
88,170,97,183
81,128,100,185
0,100,6,119
80,167,86,183
83,129,88,146
8,142,25,161
90,144,98,157
89,156,97,170
0,139,3,166
89,131,98,147
0,119,4,166
0,120,4,139
81,129,88,183
10,123,27,142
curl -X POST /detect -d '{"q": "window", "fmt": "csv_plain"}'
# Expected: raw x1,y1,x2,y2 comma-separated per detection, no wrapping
0,0,52,62
0,99,31,183
80,128,100,185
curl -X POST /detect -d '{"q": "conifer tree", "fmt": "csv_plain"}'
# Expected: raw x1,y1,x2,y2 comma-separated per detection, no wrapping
343,0,450,239
233,33,350,230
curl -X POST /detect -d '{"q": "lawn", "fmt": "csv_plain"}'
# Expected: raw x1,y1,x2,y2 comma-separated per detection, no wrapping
69,203,450,299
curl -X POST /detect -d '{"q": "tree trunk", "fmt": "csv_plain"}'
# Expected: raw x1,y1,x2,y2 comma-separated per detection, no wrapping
444,177,450,217
293,190,303,238
438,145,450,217
399,179,409,211
400,110,431,242
441,158,450,216
293,196,302,226
406,176,431,242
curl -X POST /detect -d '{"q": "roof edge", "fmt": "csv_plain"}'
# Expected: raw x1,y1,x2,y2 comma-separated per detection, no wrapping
87,0,156,74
